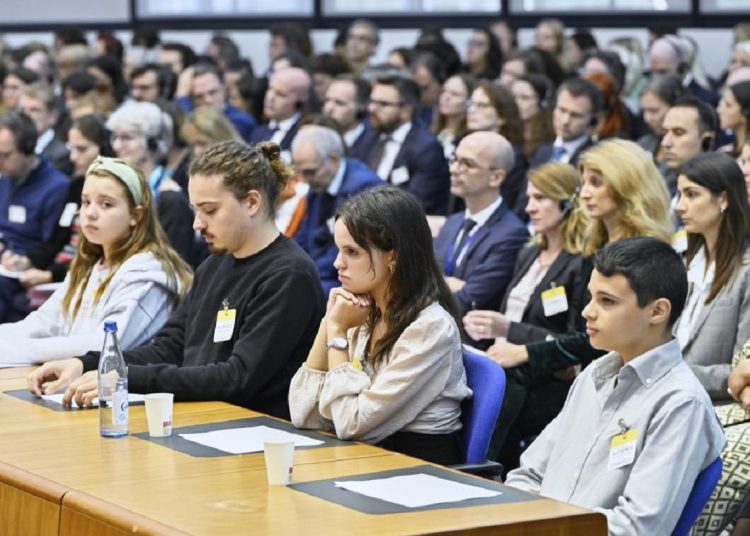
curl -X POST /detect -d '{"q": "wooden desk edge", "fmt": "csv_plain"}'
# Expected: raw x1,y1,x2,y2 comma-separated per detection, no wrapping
0,460,68,503
63,490,191,536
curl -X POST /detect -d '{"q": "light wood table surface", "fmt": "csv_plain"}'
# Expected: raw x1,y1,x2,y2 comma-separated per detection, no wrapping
0,377,607,536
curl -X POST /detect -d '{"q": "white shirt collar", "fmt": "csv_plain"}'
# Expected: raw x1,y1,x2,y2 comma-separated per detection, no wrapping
554,134,589,162
269,112,301,133
388,121,412,144
35,129,55,154
343,123,365,148
463,196,503,232
326,159,347,196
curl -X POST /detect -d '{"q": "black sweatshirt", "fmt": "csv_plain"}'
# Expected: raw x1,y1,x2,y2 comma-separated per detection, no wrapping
81,234,325,419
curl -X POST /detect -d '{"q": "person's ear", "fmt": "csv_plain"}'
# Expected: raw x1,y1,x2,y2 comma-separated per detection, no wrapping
649,297,672,326
719,191,728,214
489,168,507,188
386,250,397,275
245,189,263,216
130,205,144,227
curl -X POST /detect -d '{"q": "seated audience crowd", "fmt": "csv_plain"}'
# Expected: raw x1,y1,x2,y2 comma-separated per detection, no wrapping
1,18,750,534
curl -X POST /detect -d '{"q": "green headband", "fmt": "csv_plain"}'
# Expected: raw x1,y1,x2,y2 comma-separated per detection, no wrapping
85,156,144,205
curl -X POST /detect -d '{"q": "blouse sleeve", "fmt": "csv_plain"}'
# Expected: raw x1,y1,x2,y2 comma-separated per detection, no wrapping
288,365,332,431
318,308,459,443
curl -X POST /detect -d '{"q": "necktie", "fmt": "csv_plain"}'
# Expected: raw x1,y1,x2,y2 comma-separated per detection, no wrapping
369,134,391,172
551,145,566,162
448,218,477,274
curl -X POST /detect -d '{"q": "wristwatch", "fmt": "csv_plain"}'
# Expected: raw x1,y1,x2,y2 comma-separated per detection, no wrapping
326,337,349,351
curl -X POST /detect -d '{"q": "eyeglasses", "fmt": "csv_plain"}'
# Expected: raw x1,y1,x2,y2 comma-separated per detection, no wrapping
296,167,320,179
449,156,497,173
368,99,404,109
465,100,493,110
110,132,142,145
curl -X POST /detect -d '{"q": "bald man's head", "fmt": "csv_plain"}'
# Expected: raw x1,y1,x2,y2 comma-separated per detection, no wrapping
264,67,312,121
649,37,686,77
449,131,513,205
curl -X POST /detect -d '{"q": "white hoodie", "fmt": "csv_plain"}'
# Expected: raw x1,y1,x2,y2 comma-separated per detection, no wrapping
0,251,182,365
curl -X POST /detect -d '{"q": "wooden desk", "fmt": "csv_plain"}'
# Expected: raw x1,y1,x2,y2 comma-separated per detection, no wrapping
0,365,34,380
0,382,607,536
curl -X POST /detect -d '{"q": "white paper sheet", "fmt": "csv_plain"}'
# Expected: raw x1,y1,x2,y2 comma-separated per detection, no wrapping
179,425,323,454
334,473,501,508
41,392,146,408
0,362,30,368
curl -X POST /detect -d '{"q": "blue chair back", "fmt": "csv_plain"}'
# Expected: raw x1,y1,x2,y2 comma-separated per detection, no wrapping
461,348,506,464
671,457,723,536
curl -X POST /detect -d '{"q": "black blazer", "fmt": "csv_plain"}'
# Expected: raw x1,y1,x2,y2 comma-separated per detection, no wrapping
499,245,591,346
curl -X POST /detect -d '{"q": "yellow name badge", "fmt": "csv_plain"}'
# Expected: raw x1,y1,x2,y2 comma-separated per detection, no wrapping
608,428,639,470
672,229,688,254
541,286,568,317
213,309,237,343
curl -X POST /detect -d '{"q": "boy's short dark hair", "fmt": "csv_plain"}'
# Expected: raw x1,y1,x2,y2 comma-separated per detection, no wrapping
594,237,687,327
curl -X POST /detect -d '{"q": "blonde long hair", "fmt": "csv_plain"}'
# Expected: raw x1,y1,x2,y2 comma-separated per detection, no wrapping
579,139,673,256
62,162,193,322
528,162,589,256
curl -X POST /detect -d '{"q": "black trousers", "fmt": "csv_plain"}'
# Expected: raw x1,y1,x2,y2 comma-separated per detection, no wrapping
378,430,463,466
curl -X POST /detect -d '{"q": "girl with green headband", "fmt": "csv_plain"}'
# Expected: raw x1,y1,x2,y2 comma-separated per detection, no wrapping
0,157,192,366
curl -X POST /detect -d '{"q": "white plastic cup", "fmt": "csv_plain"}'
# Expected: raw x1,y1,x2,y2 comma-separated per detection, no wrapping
145,393,174,437
263,440,295,485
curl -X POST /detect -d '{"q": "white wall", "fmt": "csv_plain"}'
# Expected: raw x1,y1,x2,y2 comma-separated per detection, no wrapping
1,26,735,78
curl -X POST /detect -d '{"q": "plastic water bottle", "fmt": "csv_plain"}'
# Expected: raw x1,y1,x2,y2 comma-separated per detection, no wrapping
98,320,128,438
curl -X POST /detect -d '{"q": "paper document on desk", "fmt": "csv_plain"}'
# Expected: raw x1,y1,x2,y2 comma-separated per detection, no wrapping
41,393,147,407
334,473,501,508
179,425,323,454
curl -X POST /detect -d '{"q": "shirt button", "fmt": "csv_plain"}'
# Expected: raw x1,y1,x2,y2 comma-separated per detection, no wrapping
645,378,652,385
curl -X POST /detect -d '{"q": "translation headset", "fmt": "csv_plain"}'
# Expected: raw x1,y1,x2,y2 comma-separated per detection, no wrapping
558,185,581,220
661,35,690,77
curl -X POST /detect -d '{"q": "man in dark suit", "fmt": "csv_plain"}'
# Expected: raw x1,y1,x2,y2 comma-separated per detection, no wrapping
322,74,375,161
19,83,72,176
435,131,528,317
649,35,719,107
250,67,310,155
515,78,603,219
184,63,256,143
292,125,381,294
361,75,450,215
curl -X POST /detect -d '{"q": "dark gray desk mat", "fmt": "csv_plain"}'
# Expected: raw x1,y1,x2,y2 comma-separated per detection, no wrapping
133,416,349,457
3,388,144,411
289,464,538,514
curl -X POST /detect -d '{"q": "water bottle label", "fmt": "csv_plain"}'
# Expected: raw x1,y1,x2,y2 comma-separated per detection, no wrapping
112,389,128,424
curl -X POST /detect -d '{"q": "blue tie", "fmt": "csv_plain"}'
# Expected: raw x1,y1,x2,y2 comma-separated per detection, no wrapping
551,145,566,162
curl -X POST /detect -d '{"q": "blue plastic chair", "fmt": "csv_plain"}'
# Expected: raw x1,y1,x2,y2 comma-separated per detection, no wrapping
671,457,723,536
456,347,506,472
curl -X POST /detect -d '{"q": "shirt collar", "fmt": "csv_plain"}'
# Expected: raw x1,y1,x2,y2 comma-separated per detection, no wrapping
388,121,412,144
326,159,347,196
35,129,55,154
554,134,589,158
463,196,503,229
343,123,365,147
592,338,682,391
269,113,301,132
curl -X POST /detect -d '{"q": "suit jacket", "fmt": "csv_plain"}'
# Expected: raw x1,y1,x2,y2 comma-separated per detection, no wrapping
249,117,301,152
434,201,529,316
41,137,73,177
674,248,750,400
500,245,590,345
513,136,596,221
348,122,379,163
686,79,719,108
360,124,450,215
295,158,381,294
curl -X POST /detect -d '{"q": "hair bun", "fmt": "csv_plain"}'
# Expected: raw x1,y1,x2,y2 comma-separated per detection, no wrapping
258,141,281,162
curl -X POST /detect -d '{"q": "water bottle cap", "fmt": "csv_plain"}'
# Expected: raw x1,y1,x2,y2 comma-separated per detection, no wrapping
103,320,118,332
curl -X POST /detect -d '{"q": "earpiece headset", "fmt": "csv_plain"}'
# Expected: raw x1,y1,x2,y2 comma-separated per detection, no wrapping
558,185,581,220
589,115,599,127
701,134,714,152
295,100,305,112
661,35,690,77
11,112,38,156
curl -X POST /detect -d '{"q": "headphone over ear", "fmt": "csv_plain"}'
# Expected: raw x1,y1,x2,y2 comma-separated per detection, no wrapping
701,134,714,152
147,136,159,153
355,104,368,121
589,114,599,128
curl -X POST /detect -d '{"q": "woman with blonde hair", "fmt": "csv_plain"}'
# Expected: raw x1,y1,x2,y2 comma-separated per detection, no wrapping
579,138,673,256
0,157,192,365
463,163,590,465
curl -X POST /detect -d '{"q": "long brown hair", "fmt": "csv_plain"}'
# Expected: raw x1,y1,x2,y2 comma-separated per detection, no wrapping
681,153,750,303
62,164,192,322
336,186,459,366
